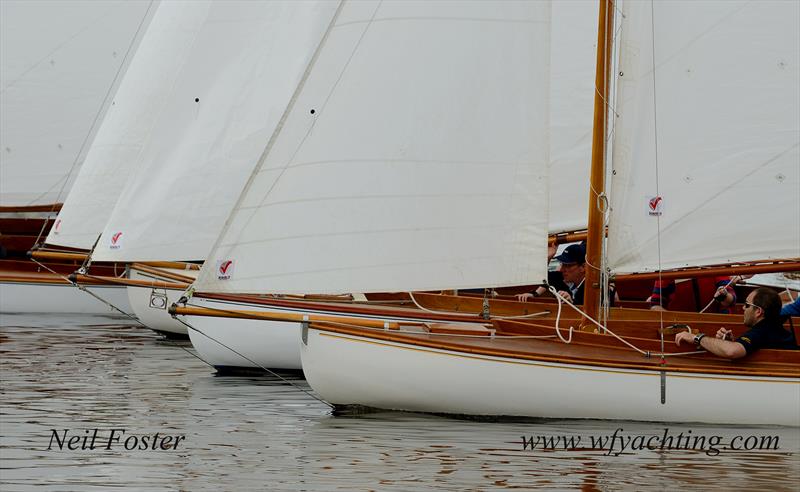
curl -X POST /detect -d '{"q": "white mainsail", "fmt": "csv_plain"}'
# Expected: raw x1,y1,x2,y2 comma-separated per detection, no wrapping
47,1,208,250
608,0,800,273
89,1,339,263
0,0,152,207
194,0,552,295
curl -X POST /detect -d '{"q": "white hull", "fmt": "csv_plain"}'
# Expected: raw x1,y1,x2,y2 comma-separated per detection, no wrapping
182,296,486,371
126,269,190,336
183,297,309,370
301,327,800,426
0,280,133,315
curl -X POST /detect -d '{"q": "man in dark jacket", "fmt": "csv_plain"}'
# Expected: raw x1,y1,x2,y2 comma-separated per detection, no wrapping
675,287,798,358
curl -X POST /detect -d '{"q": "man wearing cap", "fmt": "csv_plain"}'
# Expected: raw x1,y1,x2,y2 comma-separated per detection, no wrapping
552,243,587,304
675,287,797,358
516,242,587,304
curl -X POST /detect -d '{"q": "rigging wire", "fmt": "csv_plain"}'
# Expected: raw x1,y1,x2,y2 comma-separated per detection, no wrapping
29,256,135,319
170,314,335,409
648,0,667,361
31,0,157,246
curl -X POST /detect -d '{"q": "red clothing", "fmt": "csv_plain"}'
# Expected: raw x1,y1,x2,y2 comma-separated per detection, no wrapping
650,276,736,313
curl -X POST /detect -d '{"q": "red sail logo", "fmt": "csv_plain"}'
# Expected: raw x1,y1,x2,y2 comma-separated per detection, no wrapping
53,219,61,233
111,232,123,245
217,259,234,280
648,196,662,210
647,196,663,217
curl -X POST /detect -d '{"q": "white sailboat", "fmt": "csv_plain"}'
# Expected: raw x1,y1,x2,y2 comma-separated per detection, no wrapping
297,0,800,425
174,0,602,370
82,0,344,335
0,0,154,314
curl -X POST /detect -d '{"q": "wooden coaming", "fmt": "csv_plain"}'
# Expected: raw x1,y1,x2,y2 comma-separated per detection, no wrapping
308,321,799,378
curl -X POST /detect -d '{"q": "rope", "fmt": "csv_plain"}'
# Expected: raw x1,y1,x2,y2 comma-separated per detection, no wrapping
549,286,574,343
170,314,335,409
546,286,702,358
699,275,740,313
29,257,136,319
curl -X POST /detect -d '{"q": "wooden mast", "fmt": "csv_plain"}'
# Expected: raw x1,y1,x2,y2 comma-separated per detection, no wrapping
583,0,614,328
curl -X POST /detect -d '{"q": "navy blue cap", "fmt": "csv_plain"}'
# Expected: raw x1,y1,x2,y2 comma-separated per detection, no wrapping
554,243,586,265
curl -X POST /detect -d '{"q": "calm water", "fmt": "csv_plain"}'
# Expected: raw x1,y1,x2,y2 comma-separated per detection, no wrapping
1,314,798,491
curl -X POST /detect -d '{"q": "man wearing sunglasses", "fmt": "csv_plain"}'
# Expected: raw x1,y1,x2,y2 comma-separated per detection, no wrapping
675,287,797,358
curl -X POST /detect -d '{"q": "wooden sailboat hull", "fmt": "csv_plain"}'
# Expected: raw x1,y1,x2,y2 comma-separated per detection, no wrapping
125,266,194,336
181,295,495,371
185,307,303,371
0,276,132,315
300,326,800,426
178,291,750,371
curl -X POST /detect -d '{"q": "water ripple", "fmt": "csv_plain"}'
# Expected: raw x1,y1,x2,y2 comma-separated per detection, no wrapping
1,314,798,491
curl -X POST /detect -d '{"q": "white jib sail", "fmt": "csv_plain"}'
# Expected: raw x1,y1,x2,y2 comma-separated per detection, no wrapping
195,0,552,295
47,0,207,250
90,1,339,263
548,0,597,234
608,0,800,273
0,0,152,207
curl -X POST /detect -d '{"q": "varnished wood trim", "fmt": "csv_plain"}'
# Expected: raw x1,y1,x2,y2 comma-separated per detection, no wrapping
309,322,799,378
130,263,197,283
0,203,62,213
171,304,399,329
72,273,188,290
613,259,800,282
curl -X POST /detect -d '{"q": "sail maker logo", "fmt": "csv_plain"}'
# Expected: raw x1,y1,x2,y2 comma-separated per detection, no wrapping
217,260,234,280
647,196,663,217
53,219,61,234
109,232,123,250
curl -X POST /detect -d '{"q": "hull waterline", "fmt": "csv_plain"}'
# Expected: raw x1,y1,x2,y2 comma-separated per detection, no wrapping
300,326,800,426
0,279,132,315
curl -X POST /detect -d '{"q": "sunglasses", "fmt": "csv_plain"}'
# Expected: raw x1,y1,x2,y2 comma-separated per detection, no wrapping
743,301,761,311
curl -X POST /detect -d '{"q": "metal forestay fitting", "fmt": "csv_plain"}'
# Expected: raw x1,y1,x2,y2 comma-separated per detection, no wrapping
177,285,196,306
78,234,102,275
481,288,491,320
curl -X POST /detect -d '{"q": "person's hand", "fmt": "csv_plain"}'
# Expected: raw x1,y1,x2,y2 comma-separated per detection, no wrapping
716,327,733,341
557,290,573,302
714,286,734,306
516,293,534,302
675,331,694,346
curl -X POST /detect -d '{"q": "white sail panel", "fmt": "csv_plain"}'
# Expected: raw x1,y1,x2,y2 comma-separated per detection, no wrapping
608,0,800,273
548,0,597,233
195,0,551,295
0,0,151,207
90,1,339,262
47,1,211,250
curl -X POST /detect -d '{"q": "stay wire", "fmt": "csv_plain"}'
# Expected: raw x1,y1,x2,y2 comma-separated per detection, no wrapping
31,0,157,246
29,257,136,320
171,314,334,409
